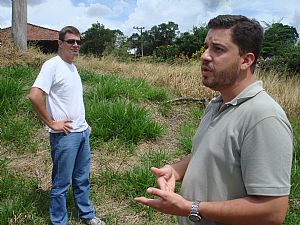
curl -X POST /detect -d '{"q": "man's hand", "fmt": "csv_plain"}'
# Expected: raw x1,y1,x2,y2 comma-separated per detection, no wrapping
150,166,176,192
134,165,191,217
134,187,191,216
49,119,73,134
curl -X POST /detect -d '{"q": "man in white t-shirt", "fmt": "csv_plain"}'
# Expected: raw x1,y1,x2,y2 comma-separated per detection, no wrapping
28,26,105,225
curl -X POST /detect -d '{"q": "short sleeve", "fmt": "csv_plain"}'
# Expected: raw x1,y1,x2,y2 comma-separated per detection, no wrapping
32,60,55,94
241,116,293,196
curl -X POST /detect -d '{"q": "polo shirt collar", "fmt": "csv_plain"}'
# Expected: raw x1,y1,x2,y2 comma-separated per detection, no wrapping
212,80,265,107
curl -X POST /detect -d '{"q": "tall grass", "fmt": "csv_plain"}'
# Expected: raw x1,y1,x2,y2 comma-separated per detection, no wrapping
0,161,48,225
83,71,168,102
0,67,40,154
256,70,300,117
0,45,299,225
75,55,300,118
86,99,164,146
1,44,299,116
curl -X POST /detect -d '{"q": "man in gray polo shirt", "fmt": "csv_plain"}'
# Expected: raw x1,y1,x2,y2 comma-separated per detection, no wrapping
135,15,293,225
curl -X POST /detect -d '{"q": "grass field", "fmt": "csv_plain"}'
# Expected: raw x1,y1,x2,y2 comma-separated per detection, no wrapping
0,45,299,225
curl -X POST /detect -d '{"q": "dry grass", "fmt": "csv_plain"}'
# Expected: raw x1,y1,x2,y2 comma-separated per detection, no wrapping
1,45,299,224
75,55,300,118
1,44,299,117
0,40,49,68
75,56,215,100
255,70,300,117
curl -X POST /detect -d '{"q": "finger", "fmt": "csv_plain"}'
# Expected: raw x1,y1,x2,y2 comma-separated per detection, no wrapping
134,197,151,204
156,177,170,191
63,128,69,135
150,167,163,176
134,197,162,209
64,126,71,133
63,119,73,124
147,187,167,199
64,124,73,129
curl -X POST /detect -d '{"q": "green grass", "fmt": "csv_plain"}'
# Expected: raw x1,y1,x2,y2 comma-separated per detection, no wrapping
0,159,49,225
178,105,202,154
83,71,167,149
92,150,169,217
0,115,39,154
0,67,36,116
0,65,299,225
283,117,300,225
86,99,164,146
83,71,168,102
0,67,41,155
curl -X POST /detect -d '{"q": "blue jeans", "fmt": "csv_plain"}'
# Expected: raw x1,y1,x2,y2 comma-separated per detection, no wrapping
49,129,95,225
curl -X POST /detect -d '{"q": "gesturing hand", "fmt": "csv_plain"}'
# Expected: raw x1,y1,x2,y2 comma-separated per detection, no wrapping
150,166,176,192
134,187,191,216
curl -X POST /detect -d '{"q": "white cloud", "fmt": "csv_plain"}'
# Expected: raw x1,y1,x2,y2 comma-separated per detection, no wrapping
0,0,299,37
120,0,235,35
86,0,128,18
292,9,300,33
27,0,45,6
0,0,11,7
0,4,11,28
87,3,112,17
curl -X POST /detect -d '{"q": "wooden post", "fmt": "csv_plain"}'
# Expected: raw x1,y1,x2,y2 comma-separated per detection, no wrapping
12,0,27,52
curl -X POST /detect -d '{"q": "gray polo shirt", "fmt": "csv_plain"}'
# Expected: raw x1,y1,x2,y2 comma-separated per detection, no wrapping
178,81,293,225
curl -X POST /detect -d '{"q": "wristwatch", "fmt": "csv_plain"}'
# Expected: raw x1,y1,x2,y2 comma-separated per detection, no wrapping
188,200,202,223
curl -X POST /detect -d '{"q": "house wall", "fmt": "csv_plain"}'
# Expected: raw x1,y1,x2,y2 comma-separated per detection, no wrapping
0,23,59,53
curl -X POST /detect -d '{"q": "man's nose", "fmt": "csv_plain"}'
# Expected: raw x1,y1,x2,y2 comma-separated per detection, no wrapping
200,49,210,61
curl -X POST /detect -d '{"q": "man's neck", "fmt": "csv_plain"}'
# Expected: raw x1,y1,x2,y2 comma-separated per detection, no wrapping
220,74,255,103
59,52,74,64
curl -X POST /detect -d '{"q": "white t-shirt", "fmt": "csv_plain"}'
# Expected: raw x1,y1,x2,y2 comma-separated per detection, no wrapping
33,55,88,133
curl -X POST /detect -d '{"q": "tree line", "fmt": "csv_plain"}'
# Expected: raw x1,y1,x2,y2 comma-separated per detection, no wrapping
80,21,300,74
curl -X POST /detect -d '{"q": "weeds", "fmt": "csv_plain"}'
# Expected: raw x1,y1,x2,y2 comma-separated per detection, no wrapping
0,45,299,224
86,99,164,147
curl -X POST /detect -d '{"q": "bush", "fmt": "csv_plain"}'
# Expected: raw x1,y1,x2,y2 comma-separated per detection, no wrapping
260,46,300,75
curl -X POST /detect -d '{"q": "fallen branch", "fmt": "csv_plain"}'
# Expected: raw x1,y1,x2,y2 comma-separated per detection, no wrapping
164,97,209,107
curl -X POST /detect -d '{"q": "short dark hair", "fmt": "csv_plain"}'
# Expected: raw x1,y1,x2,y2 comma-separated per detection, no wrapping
208,15,264,73
59,26,81,41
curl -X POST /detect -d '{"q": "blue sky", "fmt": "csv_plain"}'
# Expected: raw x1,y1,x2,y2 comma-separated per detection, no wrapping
0,0,299,36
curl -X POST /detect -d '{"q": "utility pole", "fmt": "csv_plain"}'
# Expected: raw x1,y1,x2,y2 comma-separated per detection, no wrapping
133,26,145,57
12,0,27,52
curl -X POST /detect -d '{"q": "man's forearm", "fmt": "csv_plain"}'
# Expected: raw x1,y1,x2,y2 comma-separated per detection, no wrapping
170,154,191,181
28,88,53,127
199,195,289,225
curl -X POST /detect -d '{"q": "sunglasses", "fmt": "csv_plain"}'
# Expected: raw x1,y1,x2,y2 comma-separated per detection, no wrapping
63,39,81,45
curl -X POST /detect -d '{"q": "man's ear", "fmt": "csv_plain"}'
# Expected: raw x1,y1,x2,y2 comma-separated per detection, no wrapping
241,53,255,70
58,40,63,47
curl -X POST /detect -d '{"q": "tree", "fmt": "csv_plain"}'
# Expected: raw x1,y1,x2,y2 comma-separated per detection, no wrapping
80,22,123,57
262,23,299,58
149,21,179,48
127,21,179,56
260,23,300,74
12,0,27,51
175,26,207,57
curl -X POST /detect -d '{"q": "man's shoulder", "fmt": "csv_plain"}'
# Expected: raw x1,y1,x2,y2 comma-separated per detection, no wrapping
43,55,61,66
246,91,289,122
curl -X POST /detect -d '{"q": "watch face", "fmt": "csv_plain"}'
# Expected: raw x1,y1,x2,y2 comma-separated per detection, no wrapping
188,214,201,222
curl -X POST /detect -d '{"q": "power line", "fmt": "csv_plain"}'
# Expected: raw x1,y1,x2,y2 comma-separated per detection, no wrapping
133,26,145,57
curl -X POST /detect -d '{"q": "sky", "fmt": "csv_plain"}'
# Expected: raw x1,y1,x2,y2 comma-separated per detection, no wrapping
0,0,300,37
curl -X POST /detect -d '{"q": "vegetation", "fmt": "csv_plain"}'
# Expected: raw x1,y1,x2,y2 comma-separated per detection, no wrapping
75,20,300,75
80,22,124,57
260,22,300,74
0,42,299,225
